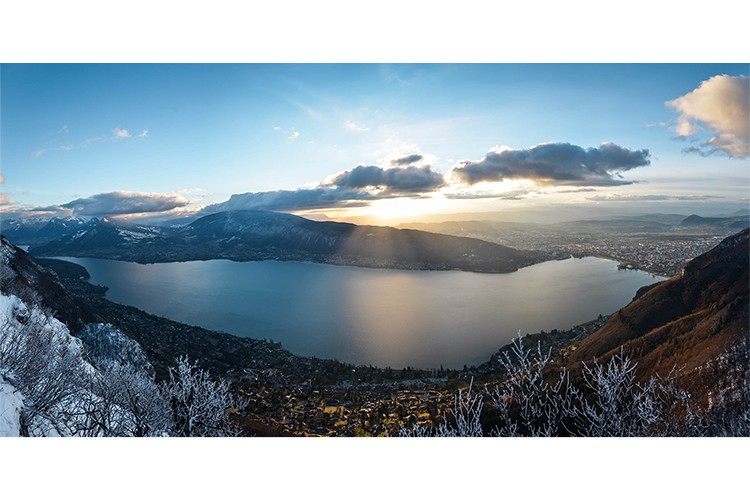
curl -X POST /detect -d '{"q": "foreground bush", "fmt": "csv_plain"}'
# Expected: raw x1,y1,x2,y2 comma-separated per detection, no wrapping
399,334,749,437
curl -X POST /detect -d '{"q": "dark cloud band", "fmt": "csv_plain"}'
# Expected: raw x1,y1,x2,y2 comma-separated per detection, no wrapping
452,142,650,186
328,164,445,193
61,191,190,216
390,154,424,166
202,188,376,213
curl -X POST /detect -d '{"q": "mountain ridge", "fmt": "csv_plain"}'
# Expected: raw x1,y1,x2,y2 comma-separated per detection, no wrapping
571,228,749,406
27,209,541,273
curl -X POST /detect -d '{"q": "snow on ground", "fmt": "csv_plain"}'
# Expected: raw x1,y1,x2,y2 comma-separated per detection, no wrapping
0,293,27,324
1,293,87,365
0,378,23,437
1,292,94,436
1,291,164,437
116,227,160,241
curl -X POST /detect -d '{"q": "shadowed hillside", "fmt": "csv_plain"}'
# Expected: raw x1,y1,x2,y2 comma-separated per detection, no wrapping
1,235,101,332
571,228,749,406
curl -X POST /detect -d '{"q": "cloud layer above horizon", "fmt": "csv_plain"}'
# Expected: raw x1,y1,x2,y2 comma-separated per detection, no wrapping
5,141,656,218
201,142,650,213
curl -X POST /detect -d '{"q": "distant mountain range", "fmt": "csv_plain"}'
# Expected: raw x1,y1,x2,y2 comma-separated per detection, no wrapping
401,212,750,235
14,210,539,273
679,214,750,229
0,216,91,246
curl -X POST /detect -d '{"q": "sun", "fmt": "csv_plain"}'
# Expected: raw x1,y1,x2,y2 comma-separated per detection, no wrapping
364,196,450,224
305,179,544,225
294,198,446,225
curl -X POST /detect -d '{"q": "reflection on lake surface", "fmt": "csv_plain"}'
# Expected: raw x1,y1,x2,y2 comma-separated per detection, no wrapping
57,256,663,369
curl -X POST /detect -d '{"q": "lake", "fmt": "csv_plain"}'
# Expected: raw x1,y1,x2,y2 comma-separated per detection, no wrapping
55,256,663,369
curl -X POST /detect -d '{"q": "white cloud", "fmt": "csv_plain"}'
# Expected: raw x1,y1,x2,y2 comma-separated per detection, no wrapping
0,193,17,206
32,126,145,158
0,177,16,207
80,136,104,148
176,187,208,196
113,128,131,139
345,120,371,132
674,116,699,136
272,125,282,131
288,130,300,140
667,74,749,158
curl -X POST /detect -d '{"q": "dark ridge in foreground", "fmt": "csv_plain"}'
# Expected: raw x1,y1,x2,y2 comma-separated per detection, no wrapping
27,210,541,273
572,228,749,406
0,235,101,331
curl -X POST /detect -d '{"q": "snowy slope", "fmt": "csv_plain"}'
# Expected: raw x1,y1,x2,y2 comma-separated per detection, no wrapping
1,236,237,437
1,292,91,435
0,292,166,436
0,378,23,437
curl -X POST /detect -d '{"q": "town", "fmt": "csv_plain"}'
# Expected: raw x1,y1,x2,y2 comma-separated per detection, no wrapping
400,214,748,277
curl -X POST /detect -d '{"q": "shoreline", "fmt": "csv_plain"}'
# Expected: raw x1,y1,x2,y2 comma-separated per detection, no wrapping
37,255,615,436
42,256,617,373
37,250,668,279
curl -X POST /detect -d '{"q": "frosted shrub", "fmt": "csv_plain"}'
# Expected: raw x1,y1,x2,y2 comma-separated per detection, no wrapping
2,294,240,437
398,334,712,437
161,356,241,437
0,299,87,435
488,334,576,437
78,361,174,437
569,353,702,437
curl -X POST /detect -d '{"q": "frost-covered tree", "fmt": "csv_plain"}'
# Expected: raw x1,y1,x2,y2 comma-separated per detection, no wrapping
3,294,220,437
77,361,173,437
488,334,577,437
0,296,89,436
569,353,698,437
397,333,715,438
160,356,241,437
75,323,173,436
103,362,173,436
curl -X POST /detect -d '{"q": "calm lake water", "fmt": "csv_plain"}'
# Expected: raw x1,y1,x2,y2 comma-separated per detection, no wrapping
56,257,663,369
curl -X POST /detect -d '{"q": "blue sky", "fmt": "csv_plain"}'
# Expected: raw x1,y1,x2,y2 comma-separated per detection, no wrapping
1,63,748,223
